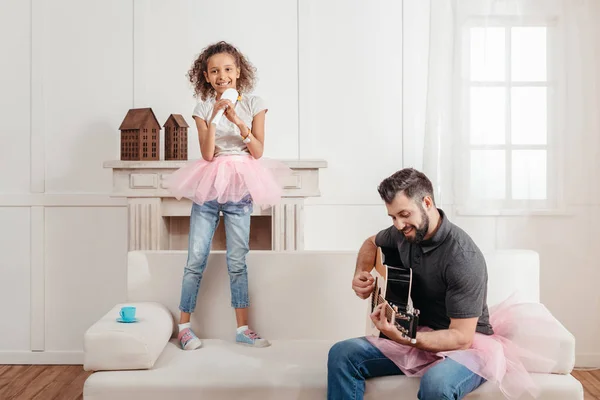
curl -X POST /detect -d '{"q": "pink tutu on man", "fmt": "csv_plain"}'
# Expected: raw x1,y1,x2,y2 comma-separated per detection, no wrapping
165,154,293,209
366,294,563,399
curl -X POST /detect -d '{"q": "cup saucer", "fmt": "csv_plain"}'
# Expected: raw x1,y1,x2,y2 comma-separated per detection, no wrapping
116,317,138,323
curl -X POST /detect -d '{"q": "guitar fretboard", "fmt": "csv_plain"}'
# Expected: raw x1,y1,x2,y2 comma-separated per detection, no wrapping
375,294,397,322
375,293,412,336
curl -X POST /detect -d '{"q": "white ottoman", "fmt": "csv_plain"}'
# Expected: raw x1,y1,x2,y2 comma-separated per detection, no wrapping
84,302,174,371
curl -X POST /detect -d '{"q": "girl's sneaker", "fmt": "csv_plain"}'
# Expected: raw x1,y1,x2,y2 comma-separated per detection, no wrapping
178,327,202,350
236,328,271,348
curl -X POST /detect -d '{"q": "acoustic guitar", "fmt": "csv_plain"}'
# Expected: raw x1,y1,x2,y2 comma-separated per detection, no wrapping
366,246,420,343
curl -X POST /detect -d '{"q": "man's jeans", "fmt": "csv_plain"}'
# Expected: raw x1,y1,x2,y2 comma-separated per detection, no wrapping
179,196,252,312
327,337,486,400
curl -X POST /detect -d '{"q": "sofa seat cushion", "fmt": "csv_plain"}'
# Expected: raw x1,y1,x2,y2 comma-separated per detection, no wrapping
83,339,583,400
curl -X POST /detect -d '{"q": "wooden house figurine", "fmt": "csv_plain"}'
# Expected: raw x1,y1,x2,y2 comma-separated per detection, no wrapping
119,108,161,161
164,114,189,160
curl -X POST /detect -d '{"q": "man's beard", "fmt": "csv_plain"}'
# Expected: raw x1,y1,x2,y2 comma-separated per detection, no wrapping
403,205,429,244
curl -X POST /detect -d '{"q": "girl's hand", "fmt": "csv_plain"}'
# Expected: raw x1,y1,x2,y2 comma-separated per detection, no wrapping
222,100,242,125
209,99,231,125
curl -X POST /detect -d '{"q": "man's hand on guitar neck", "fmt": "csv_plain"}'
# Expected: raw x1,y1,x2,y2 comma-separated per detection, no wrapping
371,301,478,351
370,303,414,346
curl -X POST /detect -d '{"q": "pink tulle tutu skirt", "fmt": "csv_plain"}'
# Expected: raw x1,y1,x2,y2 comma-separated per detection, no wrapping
165,154,293,209
366,294,563,399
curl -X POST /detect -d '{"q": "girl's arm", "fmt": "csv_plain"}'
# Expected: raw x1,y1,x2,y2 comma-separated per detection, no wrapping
196,99,229,161
237,110,265,159
194,116,216,161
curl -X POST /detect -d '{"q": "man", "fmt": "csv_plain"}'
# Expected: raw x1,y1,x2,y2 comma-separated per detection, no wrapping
327,168,493,400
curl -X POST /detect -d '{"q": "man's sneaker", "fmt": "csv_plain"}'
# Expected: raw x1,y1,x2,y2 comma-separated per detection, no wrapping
178,327,202,350
236,328,271,348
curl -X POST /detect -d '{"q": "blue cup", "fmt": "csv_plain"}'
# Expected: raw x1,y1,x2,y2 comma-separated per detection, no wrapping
119,306,136,322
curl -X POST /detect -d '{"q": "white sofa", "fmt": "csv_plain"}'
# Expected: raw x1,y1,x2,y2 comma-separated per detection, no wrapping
82,250,583,399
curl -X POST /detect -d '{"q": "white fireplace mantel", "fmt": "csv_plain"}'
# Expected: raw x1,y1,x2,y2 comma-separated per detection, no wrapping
103,159,327,251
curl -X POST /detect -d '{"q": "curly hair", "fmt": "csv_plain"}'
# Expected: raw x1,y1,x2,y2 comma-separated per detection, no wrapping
187,41,257,101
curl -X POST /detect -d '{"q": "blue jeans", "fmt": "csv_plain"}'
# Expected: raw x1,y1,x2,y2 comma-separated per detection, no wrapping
179,196,252,312
327,337,486,400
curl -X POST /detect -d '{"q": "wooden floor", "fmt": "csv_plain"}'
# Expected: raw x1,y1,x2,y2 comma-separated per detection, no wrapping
0,365,91,400
0,365,598,399
573,369,600,400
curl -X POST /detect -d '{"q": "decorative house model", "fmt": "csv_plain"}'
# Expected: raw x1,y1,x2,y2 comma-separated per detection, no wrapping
164,114,189,160
119,108,161,161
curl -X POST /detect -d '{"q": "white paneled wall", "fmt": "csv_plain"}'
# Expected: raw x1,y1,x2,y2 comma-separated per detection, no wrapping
44,208,128,352
0,0,598,367
0,209,31,352
0,0,32,360
298,0,406,257
41,0,133,193
304,205,392,251
401,0,429,170
299,0,404,206
0,0,31,193
0,0,130,364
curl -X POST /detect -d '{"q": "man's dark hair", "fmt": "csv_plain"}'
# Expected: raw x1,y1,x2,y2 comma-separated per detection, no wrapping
377,168,435,205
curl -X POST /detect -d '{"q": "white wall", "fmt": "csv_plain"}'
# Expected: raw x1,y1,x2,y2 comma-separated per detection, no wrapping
300,0,404,250
0,0,598,367
0,0,129,363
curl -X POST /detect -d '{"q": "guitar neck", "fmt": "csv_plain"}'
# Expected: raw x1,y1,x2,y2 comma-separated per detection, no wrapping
375,294,397,322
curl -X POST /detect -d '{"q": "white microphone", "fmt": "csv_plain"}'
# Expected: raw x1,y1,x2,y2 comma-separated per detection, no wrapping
211,88,239,125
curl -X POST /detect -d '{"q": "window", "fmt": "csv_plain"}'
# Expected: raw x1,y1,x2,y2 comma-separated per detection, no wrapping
460,19,559,211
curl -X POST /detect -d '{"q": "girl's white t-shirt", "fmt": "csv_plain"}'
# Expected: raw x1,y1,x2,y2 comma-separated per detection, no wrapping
192,94,267,156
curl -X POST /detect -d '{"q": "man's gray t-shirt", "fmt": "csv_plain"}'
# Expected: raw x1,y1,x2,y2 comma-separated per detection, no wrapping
375,209,494,335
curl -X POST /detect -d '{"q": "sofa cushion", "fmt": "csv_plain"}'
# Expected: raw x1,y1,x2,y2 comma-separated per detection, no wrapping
83,340,583,400
83,302,174,371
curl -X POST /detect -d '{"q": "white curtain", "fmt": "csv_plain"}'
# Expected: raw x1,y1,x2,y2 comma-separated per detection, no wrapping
416,0,600,214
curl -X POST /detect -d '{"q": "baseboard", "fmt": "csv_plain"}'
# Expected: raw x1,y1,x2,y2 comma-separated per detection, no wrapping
0,351,83,364
575,353,600,369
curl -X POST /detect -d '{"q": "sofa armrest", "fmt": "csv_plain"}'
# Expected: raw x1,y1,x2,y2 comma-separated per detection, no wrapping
83,302,174,372
499,302,575,374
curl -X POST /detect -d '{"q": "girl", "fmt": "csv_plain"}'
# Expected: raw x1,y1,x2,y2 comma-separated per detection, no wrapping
167,41,291,350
